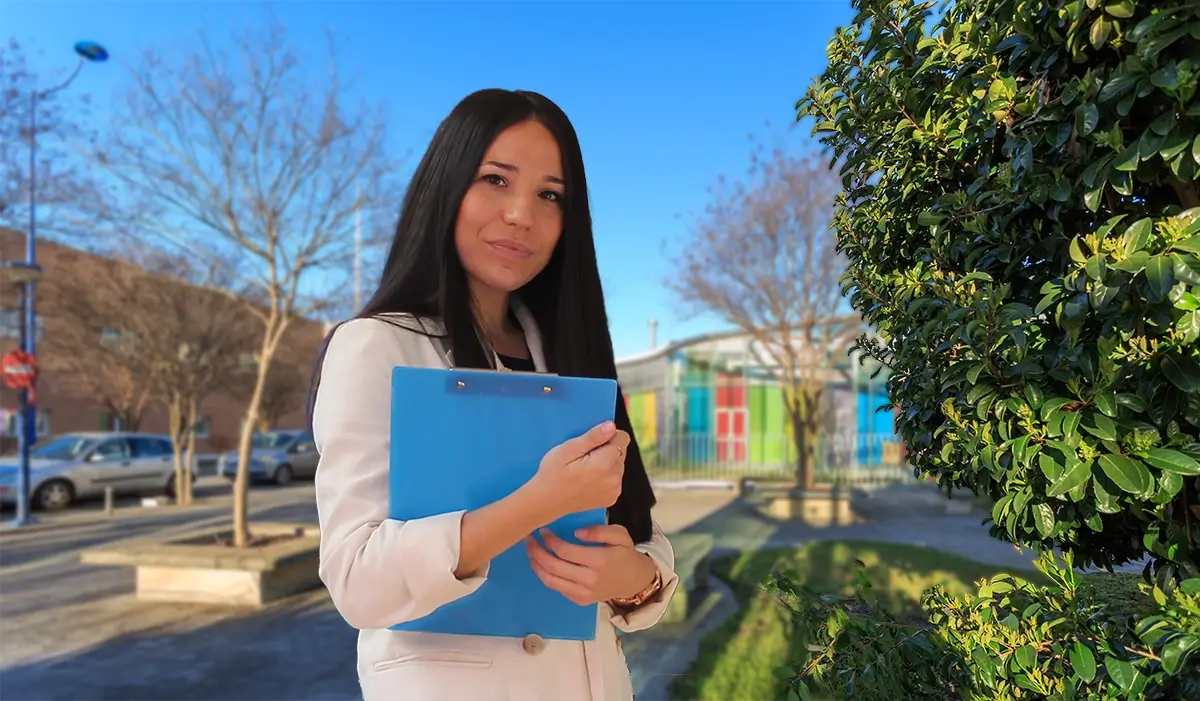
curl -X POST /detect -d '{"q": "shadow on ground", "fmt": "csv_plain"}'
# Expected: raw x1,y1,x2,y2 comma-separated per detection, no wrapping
0,592,359,701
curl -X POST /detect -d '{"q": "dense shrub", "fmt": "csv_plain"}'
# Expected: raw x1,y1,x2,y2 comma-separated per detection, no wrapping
798,0,1200,579
778,0,1200,698
770,553,1200,700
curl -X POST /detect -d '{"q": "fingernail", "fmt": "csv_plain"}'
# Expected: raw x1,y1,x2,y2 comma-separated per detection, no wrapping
600,421,616,435
575,529,588,538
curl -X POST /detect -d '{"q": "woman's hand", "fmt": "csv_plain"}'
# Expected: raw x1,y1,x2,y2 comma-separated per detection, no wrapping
528,421,630,522
524,524,659,606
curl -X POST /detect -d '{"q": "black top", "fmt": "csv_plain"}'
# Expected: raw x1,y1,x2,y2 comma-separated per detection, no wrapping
497,353,537,372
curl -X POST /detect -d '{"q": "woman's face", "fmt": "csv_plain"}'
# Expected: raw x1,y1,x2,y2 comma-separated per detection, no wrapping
455,119,565,297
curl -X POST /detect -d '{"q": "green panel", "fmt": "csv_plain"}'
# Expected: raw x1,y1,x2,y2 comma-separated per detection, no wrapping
627,393,646,438
748,385,767,464
764,386,790,465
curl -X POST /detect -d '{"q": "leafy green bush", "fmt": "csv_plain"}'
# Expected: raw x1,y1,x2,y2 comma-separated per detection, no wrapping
770,552,1200,700
778,0,1200,698
798,0,1200,580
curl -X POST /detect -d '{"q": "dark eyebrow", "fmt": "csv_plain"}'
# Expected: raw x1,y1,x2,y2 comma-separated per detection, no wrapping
482,160,564,186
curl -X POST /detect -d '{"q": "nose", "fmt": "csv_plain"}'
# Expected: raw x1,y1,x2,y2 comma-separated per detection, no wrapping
502,191,534,229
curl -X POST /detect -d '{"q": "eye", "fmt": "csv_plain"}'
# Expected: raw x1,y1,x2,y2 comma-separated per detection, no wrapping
540,190,564,204
481,173,506,186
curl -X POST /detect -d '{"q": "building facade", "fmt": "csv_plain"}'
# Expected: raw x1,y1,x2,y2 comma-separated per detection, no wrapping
0,228,327,455
616,329,906,483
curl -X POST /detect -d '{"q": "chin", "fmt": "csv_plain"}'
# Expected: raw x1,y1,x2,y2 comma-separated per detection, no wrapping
474,267,535,294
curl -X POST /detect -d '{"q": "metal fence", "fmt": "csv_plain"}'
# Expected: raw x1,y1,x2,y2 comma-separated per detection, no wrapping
642,431,919,486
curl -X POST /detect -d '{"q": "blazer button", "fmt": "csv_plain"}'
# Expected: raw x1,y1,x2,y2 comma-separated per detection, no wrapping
522,633,545,655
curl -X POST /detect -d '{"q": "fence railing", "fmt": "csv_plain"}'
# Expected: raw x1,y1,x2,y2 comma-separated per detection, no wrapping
642,431,918,486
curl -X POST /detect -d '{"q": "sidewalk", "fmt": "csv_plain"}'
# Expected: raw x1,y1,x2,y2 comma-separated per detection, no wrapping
0,485,1097,701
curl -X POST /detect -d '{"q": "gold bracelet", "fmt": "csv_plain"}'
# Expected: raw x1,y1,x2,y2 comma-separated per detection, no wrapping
610,567,663,609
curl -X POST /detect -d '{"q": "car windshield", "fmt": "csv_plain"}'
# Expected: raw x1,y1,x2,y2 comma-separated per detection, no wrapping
31,435,97,461
251,432,299,450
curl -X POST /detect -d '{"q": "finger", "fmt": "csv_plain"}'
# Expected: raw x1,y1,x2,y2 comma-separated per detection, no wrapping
557,421,618,462
530,558,595,605
583,435,630,469
526,535,597,585
574,524,634,547
540,529,605,566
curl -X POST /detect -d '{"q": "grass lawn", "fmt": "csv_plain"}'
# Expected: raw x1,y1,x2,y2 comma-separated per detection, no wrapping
669,540,1047,701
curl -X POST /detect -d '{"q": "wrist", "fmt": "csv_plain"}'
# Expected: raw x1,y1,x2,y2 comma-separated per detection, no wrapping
612,552,659,602
512,478,563,531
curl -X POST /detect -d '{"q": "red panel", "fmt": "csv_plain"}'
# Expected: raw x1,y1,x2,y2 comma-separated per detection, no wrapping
732,412,746,437
716,411,730,438
716,385,731,408
732,384,746,408
735,440,747,463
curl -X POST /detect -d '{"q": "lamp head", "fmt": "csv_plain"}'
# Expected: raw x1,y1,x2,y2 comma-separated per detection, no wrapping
74,41,109,63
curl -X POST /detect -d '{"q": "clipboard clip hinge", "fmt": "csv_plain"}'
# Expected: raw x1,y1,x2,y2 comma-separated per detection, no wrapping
455,378,553,394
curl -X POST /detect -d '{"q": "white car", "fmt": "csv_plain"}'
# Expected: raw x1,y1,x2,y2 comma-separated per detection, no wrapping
0,432,190,511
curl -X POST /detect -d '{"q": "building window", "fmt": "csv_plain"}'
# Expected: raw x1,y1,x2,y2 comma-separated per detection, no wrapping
193,417,211,439
0,309,44,341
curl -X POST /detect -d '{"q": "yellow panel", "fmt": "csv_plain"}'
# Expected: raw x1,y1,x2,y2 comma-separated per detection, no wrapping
643,392,657,444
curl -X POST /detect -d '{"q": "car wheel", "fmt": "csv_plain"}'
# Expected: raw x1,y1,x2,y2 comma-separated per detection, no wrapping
33,479,75,511
273,464,294,487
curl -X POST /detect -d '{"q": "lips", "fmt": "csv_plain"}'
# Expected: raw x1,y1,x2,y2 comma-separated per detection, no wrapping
487,239,533,260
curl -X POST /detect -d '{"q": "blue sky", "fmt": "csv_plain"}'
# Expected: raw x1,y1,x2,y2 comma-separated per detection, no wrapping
3,0,855,359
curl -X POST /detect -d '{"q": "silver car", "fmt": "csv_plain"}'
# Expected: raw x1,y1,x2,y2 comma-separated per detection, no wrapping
0,432,187,511
217,429,318,486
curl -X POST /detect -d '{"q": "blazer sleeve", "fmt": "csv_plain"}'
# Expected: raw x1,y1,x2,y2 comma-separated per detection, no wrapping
312,318,489,630
608,518,681,633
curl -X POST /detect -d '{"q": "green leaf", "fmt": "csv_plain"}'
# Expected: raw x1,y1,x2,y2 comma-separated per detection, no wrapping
1033,503,1055,537
1162,355,1200,392
1076,104,1099,136
1113,142,1141,171
1039,453,1063,481
1104,656,1135,693
1145,256,1175,299
1143,448,1200,475
1048,459,1092,498
1122,218,1153,256
1094,391,1117,418
1160,635,1200,675
1194,134,1200,169
1085,413,1118,441
1098,454,1154,496
1040,397,1073,421
1178,310,1200,344
1104,0,1134,17
1070,641,1096,682
1015,644,1037,670
1174,235,1200,254
1113,250,1149,273
1156,471,1184,502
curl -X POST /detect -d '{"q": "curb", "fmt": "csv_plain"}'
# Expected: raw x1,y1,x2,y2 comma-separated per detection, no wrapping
0,497,241,538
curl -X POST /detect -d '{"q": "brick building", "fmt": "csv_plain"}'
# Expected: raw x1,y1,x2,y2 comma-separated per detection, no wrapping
0,228,330,455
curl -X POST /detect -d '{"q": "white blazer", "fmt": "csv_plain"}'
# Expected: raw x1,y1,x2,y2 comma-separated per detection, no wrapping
312,300,680,701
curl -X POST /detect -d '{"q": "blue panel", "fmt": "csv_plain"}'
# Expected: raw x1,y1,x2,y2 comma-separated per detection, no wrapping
686,386,713,463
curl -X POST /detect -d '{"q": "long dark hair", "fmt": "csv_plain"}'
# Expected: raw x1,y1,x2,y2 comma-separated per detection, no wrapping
309,89,656,544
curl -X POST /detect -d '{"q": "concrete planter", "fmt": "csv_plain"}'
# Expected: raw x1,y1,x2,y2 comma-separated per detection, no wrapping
80,522,321,607
767,488,854,526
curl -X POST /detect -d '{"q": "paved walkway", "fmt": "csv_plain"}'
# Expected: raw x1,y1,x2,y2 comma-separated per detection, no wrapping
0,483,1108,701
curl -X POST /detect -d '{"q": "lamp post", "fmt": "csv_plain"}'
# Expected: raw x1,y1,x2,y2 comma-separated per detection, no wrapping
7,40,108,527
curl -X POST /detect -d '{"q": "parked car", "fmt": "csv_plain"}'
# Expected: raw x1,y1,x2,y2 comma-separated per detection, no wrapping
217,429,318,486
0,432,190,511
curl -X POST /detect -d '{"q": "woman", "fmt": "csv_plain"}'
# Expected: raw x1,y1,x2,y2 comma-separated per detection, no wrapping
309,88,678,701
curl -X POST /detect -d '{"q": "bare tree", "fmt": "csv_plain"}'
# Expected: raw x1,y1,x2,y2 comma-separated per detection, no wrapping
134,250,255,504
41,245,253,503
668,141,861,492
39,262,154,432
87,20,400,546
0,38,97,235
222,337,314,431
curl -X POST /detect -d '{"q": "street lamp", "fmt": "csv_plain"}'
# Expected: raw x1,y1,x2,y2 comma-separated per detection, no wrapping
8,41,108,527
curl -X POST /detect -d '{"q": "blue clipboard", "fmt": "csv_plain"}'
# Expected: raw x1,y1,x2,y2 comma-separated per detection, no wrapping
388,366,618,641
